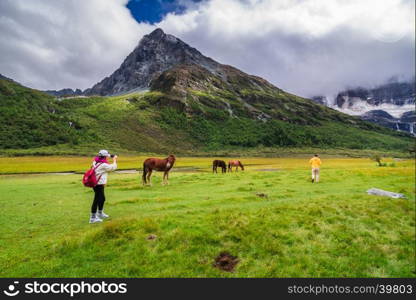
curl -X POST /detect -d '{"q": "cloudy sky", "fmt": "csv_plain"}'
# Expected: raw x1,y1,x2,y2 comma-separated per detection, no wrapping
0,0,414,98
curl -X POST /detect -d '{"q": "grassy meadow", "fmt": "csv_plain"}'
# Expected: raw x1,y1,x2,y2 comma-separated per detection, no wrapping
0,156,414,277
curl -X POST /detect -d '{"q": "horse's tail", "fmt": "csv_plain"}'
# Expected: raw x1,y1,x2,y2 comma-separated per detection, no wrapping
239,161,244,170
142,163,147,184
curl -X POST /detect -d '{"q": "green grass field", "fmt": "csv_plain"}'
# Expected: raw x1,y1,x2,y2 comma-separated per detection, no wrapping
0,157,414,277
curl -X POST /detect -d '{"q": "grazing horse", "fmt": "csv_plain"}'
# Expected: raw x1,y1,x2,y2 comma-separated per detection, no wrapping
142,155,176,186
228,160,244,172
213,160,227,173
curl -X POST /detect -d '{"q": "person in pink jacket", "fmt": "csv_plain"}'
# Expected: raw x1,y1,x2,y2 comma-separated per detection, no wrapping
90,150,117,224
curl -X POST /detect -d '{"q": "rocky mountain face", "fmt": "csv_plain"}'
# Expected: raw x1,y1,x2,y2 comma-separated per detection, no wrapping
146,60,379,129
312,80,415,135
361,110,414,134
335,81,415,108
50,28,361,126
84,28,223,96
81,28,368,127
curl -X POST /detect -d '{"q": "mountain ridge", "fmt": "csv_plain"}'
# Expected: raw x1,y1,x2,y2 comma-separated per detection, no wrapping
83,28,224,96
1,65,412,154
311,79,415,134
2,28,413,153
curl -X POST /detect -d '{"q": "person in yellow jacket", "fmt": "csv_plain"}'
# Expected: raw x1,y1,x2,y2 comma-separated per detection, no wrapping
309,154,321,183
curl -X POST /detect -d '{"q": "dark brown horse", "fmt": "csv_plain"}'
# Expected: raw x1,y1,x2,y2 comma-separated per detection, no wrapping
213,160,227,173
142,155,176,186
228,160,244,172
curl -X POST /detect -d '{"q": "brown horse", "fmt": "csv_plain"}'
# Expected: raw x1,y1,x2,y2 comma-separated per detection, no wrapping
228,160,244,172
213,160,227,173
142,155,176,186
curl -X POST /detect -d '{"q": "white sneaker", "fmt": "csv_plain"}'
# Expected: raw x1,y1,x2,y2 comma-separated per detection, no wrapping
97,211,109,219
89,217,103,224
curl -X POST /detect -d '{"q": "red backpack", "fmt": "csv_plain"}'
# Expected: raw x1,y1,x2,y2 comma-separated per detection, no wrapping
82,163,103,188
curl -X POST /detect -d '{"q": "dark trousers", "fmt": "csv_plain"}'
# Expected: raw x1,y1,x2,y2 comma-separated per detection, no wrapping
91,185,106,213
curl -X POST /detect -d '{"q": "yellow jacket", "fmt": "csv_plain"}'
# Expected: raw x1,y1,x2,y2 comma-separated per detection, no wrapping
309,157,321,168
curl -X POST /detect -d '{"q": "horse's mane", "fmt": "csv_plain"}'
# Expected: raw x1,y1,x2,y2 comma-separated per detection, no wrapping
166,155,176,162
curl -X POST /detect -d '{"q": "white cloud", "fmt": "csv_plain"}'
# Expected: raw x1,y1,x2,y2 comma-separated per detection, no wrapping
158,0,415,97
0,0,154,90
0,0,414,97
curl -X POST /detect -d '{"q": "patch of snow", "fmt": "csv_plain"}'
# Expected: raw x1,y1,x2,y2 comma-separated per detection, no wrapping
332,100,415,118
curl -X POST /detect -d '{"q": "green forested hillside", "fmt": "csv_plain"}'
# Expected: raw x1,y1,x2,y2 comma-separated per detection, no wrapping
0,78,91,149
0,77,413,155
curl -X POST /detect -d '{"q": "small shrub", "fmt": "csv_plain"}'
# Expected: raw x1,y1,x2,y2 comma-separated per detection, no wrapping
370,155,383,166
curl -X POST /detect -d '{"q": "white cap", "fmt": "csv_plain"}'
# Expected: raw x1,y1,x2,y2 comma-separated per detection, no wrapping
98,149,110,157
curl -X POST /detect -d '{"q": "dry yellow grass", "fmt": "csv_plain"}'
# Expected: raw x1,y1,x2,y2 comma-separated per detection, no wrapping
0,155,411,174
